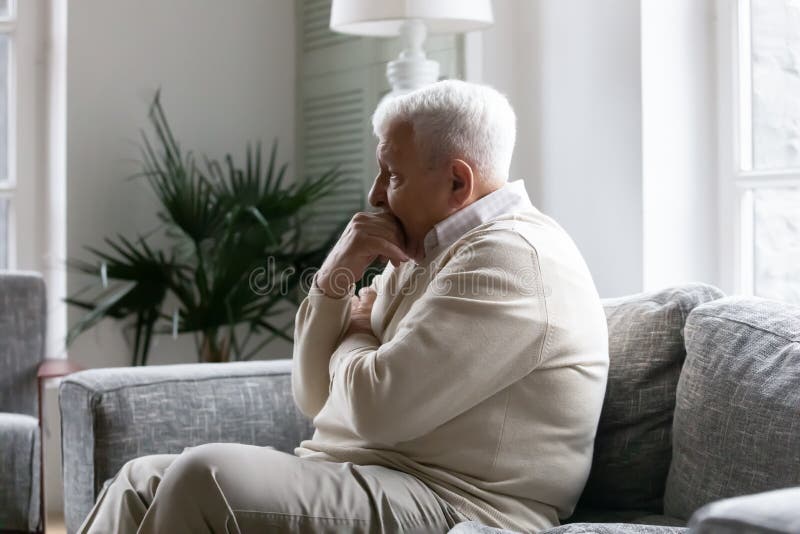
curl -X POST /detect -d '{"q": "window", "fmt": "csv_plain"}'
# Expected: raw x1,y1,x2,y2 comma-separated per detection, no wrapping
0,0,65,358
0,0,51,274
0,0,14,268
720,0,800,304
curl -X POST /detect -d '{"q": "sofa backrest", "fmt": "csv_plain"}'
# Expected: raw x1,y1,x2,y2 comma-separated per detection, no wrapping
664,296,800,520
0,272,47,416
577,283,724,513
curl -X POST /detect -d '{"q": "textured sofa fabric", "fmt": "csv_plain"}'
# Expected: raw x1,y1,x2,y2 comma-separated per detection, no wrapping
450,520,687,534
577,284,724,513
0,273,46,533
449,521,516,533
563,509,684,527
544,524,686,534
59,359,314,534
0,272,46,417
0,413,41,532
664,297,800,520
688,486,800,534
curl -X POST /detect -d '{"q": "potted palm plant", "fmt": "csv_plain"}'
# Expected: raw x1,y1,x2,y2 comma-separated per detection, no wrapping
66,91,346,365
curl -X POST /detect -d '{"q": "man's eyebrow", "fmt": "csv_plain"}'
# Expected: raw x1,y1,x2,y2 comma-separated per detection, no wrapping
376,145,394,166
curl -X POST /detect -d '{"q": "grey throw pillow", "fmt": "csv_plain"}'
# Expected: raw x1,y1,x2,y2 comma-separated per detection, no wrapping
663,297,800,520
577,284,724,513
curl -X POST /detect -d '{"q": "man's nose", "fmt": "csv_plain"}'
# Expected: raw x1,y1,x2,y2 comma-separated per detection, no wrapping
368,174,387,208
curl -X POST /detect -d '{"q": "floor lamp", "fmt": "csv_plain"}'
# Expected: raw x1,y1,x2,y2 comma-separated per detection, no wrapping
329,0,494,97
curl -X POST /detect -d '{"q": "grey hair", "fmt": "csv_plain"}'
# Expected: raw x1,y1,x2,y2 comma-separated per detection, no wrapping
371,80,516,182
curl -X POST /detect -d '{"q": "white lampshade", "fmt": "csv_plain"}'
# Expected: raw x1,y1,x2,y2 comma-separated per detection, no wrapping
330,0,493,36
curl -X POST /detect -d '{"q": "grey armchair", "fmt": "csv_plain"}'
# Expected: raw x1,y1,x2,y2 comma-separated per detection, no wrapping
0,273,45,533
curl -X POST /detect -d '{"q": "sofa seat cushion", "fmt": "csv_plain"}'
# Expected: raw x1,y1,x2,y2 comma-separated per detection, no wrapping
543,524,686,534
579,284,724,512
448,516,687,534
0,412,41,532
664,297,800,520
449,521,520,534
565,508,685,527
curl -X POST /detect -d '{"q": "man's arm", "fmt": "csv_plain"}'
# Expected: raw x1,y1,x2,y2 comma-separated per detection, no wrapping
291,280,354,419
326,229,548,445
292,211,407,419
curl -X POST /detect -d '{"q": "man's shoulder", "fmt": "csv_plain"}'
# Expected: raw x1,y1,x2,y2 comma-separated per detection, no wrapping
458,209,563,251
437,208,589,279
433,214,544,272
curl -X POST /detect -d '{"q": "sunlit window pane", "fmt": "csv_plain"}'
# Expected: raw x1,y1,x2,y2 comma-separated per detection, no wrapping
753,186,800,303
751,0,800,170
0,34,7,184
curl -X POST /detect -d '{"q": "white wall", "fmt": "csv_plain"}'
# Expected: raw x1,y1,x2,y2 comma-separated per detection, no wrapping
66,0,296,370
45,0,296,516
470,0,645,298
641,0,718,291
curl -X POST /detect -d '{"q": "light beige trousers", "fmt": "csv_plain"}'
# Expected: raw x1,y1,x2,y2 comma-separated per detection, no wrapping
77,443,467,534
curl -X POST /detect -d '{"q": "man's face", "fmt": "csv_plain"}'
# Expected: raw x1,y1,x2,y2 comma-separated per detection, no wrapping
368,121,453,259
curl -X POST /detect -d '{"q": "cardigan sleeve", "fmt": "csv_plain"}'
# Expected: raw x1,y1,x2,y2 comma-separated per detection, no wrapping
326,229,549,445
291,270,387,419
291,282,352,419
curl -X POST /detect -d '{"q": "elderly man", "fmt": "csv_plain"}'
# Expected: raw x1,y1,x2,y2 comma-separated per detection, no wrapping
77,80,608,534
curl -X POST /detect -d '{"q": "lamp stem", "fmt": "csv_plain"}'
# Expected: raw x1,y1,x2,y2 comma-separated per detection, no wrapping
386,19,440,95
400,19,427,60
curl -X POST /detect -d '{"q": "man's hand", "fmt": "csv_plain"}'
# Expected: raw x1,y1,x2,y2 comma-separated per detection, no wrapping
344,286,377,338
315,211,409,298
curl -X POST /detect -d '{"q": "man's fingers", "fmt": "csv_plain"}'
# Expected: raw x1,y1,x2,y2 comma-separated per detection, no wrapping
365,236,409,266
372,214,407,250
354,212,407,249
362,226,409,263
363,224,404,249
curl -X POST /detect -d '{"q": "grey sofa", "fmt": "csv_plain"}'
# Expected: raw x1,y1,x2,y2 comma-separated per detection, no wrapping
1,273,45,533
59,283,800,533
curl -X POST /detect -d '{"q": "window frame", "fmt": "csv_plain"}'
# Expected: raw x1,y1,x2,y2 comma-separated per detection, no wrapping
0,0,17,269
717,0,800,297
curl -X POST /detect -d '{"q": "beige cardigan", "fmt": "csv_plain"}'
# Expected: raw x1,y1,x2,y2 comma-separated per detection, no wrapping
292,209,609,533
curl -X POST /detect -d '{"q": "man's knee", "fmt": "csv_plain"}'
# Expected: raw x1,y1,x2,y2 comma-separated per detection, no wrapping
123,454,175,491
155,444,224,503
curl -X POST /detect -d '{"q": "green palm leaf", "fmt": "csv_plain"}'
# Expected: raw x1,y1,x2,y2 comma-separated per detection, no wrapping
66,90,351,365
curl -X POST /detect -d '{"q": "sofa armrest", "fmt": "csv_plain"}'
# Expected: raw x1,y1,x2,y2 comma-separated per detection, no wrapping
59,359,312,534
688,486,800,534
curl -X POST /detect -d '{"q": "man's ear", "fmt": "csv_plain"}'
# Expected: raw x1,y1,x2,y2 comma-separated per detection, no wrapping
449,159,475,209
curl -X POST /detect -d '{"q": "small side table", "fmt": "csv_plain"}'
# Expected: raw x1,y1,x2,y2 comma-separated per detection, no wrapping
37,359,83,534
